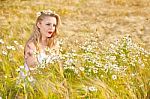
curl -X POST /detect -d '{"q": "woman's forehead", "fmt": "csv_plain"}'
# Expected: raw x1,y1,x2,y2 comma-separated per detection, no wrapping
42,16,57,23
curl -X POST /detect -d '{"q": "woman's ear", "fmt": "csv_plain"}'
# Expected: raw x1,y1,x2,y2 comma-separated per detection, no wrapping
37,22,41,29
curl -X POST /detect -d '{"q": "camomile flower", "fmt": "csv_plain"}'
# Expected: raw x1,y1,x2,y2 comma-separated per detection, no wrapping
79,67,85,71
36,12,41,17
14,40,19,45
74,69,79,74
2,51,7,55
93,67,98,74
112,75,117,80
0,39,4,44
88,86,97,92
28,76,34,82
6,46,16,50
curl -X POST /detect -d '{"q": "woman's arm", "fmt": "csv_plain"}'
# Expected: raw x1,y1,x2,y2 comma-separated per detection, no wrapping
24,42,38,68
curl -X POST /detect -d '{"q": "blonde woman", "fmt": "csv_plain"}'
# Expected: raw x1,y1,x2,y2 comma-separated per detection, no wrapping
19,10,69,98
24,10,61,71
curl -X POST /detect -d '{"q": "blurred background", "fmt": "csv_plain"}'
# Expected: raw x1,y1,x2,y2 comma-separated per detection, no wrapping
0,0,150,50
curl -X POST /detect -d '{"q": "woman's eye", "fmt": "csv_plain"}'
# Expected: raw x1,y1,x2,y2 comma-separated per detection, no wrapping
46,24,50,25
46,24,56,27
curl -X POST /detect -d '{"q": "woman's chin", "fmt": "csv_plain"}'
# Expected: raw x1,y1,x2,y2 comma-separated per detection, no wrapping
47,34,52,38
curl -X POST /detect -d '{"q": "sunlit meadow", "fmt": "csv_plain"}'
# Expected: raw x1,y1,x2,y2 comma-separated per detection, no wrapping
0,0,150,99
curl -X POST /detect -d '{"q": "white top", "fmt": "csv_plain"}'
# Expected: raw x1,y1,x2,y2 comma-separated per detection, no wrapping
21,48,59,78
20,40,61,78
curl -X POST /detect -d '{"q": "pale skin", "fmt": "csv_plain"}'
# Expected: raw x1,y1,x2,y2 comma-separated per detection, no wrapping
25,16,57,67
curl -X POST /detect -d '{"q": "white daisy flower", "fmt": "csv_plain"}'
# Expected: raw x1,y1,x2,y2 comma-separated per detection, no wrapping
79,67,85,71
88,86,97,92
0,39,4,44
2,51,7,55
112,75,117,80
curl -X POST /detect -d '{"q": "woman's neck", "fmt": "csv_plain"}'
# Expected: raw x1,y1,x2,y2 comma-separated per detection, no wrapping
41,35,54,48
41,36,47,46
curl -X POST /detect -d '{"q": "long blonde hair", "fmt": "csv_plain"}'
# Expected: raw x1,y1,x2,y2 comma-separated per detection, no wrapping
25,10,61,51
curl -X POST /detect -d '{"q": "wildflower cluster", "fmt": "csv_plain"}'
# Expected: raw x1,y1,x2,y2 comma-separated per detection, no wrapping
83,86,97,92
9,35,149,98
36,10,56,17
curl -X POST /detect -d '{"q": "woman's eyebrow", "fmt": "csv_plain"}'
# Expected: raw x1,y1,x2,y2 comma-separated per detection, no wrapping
46,22,55,24
46,22,56,25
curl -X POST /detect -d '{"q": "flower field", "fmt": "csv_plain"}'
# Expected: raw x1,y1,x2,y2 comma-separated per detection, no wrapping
0,0,150,98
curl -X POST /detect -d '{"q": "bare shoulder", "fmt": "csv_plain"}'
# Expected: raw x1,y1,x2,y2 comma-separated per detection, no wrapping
25,41,36,52
24,41,38,67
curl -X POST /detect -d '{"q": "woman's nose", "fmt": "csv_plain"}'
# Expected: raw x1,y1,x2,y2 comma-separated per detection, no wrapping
49,24,52,28
49,24,54,29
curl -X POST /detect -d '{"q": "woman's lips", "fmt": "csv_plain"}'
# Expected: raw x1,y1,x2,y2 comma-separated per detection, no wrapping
48,32,53,37
48,32,53,35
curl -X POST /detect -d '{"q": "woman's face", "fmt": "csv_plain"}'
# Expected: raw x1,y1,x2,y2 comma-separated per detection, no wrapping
37,16,57,38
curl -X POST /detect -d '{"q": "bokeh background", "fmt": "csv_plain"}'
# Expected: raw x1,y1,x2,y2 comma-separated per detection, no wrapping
1,0,150,50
